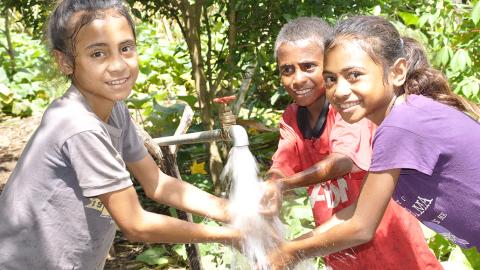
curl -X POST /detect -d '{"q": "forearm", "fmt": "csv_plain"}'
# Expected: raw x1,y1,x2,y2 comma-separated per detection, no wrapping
150,174,230,223
277,153,353,191
285,218,372,260
296,203,355,242
123,210,237,244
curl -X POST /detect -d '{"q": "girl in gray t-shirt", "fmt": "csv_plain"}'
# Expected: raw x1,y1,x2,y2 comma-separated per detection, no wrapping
0,1,238,269
267,15,480,270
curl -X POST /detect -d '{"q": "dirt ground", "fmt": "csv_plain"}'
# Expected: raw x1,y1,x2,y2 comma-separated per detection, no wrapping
0,115,41,191
0,115,154,269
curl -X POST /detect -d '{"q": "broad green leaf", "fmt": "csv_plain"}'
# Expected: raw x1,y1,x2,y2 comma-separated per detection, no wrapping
433,46,453,67
398,12,419,26
136,246,169,266
0,83,11,97
172,244,188,260
418,14,431,27
12,100,32,116
457,78,480,98
472,1,480,25
0,67,8,83
446,246,474,269
450,49,472,72
462,247,480,269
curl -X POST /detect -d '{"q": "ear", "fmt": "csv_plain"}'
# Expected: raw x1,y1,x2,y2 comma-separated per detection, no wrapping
53,50,73,75
389,58,407,87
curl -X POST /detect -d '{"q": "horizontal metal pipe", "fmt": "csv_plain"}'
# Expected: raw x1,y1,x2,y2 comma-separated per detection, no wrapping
153,129,227,146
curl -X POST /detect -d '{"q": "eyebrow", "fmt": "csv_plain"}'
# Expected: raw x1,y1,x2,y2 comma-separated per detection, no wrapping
324,65,366,74
85,39,135,50
278,64,292,69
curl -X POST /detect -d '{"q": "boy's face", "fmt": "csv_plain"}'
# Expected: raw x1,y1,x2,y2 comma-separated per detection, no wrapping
277,40,325,108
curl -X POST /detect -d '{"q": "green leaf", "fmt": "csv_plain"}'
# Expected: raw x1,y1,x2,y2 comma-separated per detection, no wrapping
462,247,480,269
135,246,170,266
457,77,480,98
472,1,480,25
450,49,472,72
398,11,419,26
172,244,188,260
446,246,474,269
433,46,453,67
418,14,431,27
0,67,8,82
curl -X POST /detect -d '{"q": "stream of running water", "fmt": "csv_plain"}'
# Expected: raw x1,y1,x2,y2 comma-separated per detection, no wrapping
222,146,317,270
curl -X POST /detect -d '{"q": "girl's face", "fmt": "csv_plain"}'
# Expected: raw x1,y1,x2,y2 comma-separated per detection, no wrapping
65,11,138,112
277,40,325,115
323,42,395,125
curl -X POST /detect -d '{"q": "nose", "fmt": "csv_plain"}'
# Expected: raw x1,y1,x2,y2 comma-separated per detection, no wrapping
333,78,351,100
292,70,308,89
107,53,128,73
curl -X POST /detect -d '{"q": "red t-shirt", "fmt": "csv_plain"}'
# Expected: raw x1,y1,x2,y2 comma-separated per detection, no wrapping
270,103,441,270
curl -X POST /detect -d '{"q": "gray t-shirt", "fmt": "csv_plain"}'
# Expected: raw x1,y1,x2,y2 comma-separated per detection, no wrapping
0,85,147,269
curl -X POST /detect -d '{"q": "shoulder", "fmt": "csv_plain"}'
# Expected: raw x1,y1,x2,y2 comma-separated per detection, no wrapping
279,104,299,130
282,103,298,121
41,88,107,143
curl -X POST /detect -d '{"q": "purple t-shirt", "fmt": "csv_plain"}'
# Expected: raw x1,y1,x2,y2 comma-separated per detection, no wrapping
370,95,480,249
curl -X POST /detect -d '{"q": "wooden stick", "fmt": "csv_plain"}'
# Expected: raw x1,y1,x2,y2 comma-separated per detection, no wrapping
132,103,203,270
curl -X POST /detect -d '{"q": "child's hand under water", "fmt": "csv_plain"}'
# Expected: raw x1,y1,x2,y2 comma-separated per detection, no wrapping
266,241,299,270
258,180,283,216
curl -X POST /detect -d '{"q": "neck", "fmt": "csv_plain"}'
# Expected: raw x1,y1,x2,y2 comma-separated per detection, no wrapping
75,85,114,123
306,95,326,127
368,94,405,126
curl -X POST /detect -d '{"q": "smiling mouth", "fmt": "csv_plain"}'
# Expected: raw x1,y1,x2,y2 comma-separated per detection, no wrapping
338,100,361,110
295,88,312,96
106,77,129,86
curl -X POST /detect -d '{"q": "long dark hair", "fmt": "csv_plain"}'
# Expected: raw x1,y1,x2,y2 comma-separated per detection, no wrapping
326,15,480,120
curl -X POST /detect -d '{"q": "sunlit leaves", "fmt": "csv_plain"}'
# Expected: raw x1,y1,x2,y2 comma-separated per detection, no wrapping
433,46,453,67
450,49,472,72
472,1,480,25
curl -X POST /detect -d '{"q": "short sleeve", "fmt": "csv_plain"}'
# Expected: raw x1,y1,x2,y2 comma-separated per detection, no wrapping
270,113,302,177
370,126,440,175
330,114,374,171
119,105,147,162
63,131,133,197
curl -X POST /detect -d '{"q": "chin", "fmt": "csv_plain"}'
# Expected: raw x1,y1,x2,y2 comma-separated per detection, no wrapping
339,112,363,124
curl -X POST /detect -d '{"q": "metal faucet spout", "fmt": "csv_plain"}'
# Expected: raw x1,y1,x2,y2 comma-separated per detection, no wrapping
153,129,226,146
228,125,249,147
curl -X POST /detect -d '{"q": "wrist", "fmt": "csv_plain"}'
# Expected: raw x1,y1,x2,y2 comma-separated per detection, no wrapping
281,241,305,267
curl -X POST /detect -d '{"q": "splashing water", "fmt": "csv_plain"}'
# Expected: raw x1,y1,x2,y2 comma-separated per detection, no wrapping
222,146,317,270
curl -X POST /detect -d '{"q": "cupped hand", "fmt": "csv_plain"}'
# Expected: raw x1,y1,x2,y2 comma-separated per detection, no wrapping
258,179,283,216
267,242,298,270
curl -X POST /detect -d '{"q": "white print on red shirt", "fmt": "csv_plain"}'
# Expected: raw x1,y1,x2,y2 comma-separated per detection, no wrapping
309,177,349,208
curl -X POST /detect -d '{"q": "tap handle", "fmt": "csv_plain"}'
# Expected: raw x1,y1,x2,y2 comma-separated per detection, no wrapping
213,95,236,104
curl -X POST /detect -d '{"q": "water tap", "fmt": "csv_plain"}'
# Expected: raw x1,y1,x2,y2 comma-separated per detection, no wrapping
213,95,237,129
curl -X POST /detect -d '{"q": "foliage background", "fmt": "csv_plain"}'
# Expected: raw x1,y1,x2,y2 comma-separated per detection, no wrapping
0,0,479,269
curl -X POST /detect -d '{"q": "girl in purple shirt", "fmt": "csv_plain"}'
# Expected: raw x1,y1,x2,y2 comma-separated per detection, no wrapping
268,15,480,270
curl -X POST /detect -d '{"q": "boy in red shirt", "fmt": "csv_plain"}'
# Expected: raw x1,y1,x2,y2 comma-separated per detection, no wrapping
261,17,442,270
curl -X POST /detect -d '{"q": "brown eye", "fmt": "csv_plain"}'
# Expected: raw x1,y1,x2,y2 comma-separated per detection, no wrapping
91,51,104,58
324,75,337,87
347,71,362,81
303,63,316,71
121,45,136,53
280,66,294,76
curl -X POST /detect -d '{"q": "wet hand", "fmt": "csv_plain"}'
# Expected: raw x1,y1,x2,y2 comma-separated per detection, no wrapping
259,180,283,216
267,242,298,270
